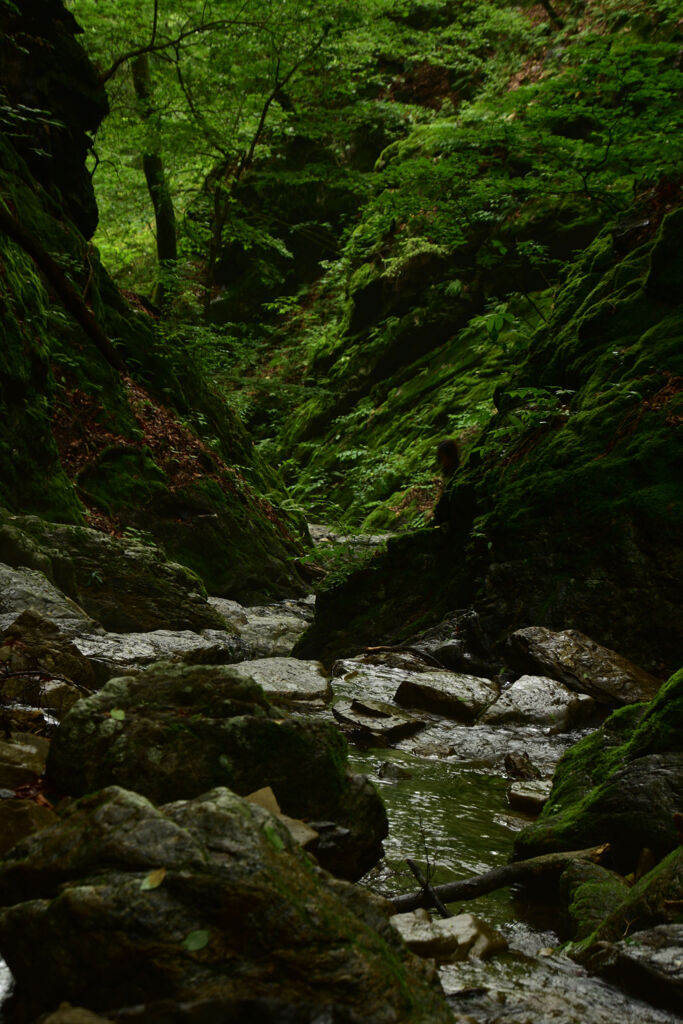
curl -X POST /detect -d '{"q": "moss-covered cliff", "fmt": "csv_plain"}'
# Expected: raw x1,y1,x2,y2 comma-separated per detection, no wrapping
0,0,307,601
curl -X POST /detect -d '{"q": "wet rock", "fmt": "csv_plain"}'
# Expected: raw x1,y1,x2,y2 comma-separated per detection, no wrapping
72,629,250,687
45,662,387,881
394,670,498,723
593,925,683,1012
0,566,97,638
390,909,508,962
227,656,330,703
506,779,553,815
515,667,683,871
480,675,597,733
0,798,56,856
210,596,315,657
409,611,500,679
506,627,663,706
332,697,427,746
377,760,413,781
0,514,228,634
0,734,49,789
0,786,451,1022
504,751,541,779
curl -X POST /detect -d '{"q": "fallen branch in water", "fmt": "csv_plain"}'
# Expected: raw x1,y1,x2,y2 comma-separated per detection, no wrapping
406,857,452,919
390,844,611,914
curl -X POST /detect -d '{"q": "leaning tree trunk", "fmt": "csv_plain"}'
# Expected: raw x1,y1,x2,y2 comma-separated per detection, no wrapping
131,53,177,306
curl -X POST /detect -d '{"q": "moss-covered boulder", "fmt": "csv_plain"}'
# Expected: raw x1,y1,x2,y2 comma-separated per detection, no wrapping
0,510,226,633
45,662,388,880
513,668,683,871
0,786,451,1022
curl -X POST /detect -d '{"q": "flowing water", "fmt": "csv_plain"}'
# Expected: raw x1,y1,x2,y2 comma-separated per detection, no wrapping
329,663,681,1024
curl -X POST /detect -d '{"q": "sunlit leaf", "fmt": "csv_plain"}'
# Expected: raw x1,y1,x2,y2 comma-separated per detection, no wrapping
141,867,166,891
110,708,126,721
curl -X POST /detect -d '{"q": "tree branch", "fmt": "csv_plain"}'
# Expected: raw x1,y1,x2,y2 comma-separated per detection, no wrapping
390,844,611,914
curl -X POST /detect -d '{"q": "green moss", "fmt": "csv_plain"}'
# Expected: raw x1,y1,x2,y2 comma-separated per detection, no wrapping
77,448,169,513
514,669,683,866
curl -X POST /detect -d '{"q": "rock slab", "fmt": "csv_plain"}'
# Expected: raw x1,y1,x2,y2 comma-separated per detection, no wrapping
506,627,663,706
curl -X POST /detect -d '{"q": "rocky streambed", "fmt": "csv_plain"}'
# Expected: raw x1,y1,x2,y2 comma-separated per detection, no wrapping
0,515,681,1023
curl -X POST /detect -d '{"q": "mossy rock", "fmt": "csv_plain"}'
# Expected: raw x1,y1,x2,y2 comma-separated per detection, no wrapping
560,860,630,940
45,661,388,880
514,668,683,871
0,786,450,1022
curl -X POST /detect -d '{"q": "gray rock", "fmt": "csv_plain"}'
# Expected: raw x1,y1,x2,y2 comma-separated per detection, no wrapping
332,697,427,746
394,670,499,723
390,909,508,962
506,779,553,815
506,627,663,706
73,629,250,686
596,924,683,1012
0,786,451,1023
0,513,227,634
210,597,315,657
480,675,596,733
0,565,96,637
227,656,330,703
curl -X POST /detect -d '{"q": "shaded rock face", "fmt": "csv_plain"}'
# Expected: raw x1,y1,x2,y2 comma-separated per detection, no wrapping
45,662,387,881
0,786,452,1023
515,667,683,871
505,627,663,707
578,846,683,948
0,0,108,237
0,513,226,633
592,925,683,1014
0,566,98,639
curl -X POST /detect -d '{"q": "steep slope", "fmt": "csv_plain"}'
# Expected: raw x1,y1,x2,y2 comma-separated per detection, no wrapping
296,210,683,673
0,0,307,601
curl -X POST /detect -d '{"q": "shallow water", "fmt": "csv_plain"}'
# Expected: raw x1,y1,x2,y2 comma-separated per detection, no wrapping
333,665,681,1024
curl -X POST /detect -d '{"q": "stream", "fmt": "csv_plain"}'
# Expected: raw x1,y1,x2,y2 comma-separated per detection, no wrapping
0,562,679,1022
317,648,680,1023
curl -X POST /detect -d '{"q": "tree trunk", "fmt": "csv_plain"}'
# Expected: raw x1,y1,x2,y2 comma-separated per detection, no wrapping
132,53,177,306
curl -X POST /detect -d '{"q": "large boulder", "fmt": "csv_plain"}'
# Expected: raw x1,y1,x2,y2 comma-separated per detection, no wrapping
505,627,663,706
514,667,683,871
0,513,228,633
45,662,387,880
479,674,597,733
0,786,452,1022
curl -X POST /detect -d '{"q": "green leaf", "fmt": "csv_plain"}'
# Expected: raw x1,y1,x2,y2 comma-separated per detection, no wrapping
140,867,166,891
110,708,126,721
183,929,210,952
